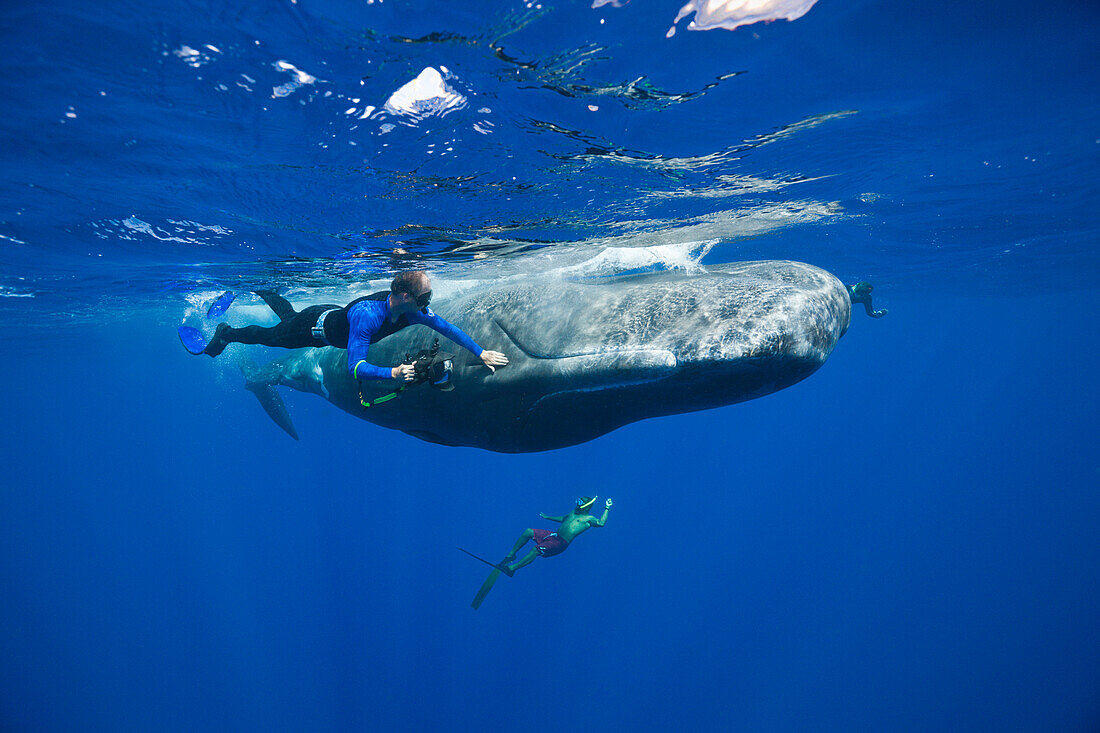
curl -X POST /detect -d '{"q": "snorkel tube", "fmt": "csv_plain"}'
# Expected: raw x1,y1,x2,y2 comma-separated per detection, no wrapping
575,496,597,512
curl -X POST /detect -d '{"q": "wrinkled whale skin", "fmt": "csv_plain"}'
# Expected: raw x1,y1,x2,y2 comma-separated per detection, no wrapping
252,261,851,452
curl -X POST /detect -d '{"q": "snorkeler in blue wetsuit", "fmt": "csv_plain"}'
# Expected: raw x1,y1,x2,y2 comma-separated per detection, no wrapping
194,271,509,381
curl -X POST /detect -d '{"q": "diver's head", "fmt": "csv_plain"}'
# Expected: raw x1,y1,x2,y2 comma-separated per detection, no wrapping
390,271,433,314
850,282,873,297
573,496,597,514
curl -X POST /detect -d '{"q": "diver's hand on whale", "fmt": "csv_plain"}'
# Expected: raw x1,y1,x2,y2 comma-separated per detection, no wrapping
479,350,508,373
391,363,417,382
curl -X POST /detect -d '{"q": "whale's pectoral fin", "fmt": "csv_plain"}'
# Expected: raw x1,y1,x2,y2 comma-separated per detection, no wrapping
403,429,460,446
245,382,299,440
239,357,299,440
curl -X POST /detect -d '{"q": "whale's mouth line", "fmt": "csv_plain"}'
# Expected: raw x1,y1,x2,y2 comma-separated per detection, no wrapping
494,317,681,411
530,374,674,411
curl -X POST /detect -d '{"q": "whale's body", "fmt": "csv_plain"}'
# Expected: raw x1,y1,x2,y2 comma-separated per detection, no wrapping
249,261,851,452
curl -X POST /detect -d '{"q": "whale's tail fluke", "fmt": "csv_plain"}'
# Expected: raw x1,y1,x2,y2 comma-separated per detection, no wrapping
239,356,299,440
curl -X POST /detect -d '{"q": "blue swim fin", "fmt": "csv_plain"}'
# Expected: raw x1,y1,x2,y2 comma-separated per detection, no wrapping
178,326,208,355
206,291,235,319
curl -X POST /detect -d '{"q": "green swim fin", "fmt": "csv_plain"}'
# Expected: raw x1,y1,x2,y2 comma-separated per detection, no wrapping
471,568,502,610
459,548,513,609
459,548,513,574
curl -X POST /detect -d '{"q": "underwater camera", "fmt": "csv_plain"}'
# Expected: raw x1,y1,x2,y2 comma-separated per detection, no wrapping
408,338,455,391
358,338,455,409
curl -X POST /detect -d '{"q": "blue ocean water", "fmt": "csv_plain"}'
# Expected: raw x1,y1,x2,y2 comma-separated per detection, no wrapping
1,1,1098,730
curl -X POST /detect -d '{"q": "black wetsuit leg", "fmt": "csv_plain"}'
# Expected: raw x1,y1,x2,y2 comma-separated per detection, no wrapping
255,289,298,321
218,304,341,349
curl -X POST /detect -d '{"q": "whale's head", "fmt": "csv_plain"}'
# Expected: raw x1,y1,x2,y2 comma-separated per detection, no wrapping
448,260,850,451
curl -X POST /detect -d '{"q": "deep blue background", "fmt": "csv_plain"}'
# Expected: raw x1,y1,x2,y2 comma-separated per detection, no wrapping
3,294,1097,731
1,1,1098,731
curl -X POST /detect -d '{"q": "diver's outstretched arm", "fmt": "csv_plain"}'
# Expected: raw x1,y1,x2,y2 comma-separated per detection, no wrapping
590,498,612,527
860,300,888,318
539,513,566,522
847,282,888,318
